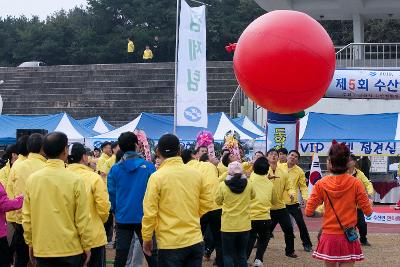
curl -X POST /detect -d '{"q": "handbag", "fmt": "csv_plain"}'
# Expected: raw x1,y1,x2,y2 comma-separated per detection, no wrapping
324,189,359,242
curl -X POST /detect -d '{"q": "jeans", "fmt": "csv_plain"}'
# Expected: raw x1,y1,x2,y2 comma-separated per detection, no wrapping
286,204,312,247
88,245,106,267
200,209,222,266
0,237,11,267
158,242,204,267
270,208,295,255
14,224,29,267
125,233,144,267
246,220,271,262
221,231,249,267
36,254,83,267
114,223,157,267
356,208,368,243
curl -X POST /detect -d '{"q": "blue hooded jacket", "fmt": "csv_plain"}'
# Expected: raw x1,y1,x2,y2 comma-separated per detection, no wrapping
107,151,156,224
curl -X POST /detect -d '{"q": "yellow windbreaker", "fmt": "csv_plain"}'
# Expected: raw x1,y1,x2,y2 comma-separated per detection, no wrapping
267,165,295,210
0,161,10,187
280,163,308,205
143,49,153,59
249,173,279,221
142,157,213,249
6,155,27,222
354,169,374,196
196,161,221,211
12,153,47,224
103,154,116,175
68,163,110,248
215,177,255,232
217,162,227,176
128,40,135,53
96,153,110,174
22,159,93,257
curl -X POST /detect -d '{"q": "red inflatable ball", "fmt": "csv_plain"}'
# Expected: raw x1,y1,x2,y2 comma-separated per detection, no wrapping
233,10,335,114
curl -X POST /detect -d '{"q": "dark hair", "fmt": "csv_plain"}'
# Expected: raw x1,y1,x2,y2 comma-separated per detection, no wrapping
278,148,288,155
43,132,68,159
157,134,180,158
67,143,86,164
16,135,29,156
221,148,230,153
328,141,350,174
27,133,44,153
111,141,119,150
100,141,112,150
181,149,194,164
94,147,100,152
116,149,125,162
253,157,269,175
288,150,300,158
199,153,209,162
3,144,17,161
195,146,208,154
118,132,138,153
266,148,278,156
222,152,231,167
349,154,358,162
255,151,264,156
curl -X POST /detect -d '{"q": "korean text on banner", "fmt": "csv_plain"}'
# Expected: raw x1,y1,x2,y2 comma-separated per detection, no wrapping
266,123,296,151
176,0,208,127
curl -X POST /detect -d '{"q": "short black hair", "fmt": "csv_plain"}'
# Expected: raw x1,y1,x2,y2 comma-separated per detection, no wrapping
278,147,288,155
181,149,194,164
222,152,231,167
118,132,138,153
94,147,100,152
255,151,264,156
253,157,269,175
266,148,278,156
116,149,125,162
111,141,119,150
195,146,208,154
27,133,44,153
68,143,86,164
157,134,180,158
16,135,29,156
3,144,17,161
199,153,209,162
43,132,68,159
349,154,358,162
288,150,300,158
100,141,112,150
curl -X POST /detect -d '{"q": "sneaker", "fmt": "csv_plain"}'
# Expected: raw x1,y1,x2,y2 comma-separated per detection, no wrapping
254,259,263,266
285,252,298,258
361,241,371,246
303,245,313,252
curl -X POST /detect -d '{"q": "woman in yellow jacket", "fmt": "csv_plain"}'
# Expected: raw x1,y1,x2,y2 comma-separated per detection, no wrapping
215,161,255,267
67,143,111,267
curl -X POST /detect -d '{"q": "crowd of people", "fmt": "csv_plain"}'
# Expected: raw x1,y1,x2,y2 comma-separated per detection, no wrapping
0,131,374,267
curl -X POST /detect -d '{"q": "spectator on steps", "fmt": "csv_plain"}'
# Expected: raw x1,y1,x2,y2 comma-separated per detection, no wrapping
152,36,159,61
143,46,153,63
127,37,135,62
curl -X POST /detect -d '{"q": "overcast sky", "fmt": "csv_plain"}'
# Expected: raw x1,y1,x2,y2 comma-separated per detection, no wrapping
1,0,87,20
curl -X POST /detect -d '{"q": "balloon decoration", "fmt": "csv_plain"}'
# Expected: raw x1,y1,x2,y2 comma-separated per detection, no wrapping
195,130,216,158
134,129,151,162
223,130,241,160
233,10,336,114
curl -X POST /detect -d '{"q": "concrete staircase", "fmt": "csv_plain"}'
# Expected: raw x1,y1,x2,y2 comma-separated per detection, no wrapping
0,62,237,126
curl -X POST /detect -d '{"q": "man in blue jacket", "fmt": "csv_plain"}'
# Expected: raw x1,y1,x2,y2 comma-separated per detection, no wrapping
108,132,157,267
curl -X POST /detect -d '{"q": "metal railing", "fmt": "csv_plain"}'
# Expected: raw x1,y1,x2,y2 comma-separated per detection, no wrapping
229,85,245,118
336,43,400,68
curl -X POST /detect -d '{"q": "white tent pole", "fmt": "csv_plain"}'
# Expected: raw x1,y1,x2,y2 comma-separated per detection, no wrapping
173,0,180,135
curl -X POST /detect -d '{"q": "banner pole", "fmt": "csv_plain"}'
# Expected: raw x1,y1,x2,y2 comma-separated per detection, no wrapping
173,0,180,135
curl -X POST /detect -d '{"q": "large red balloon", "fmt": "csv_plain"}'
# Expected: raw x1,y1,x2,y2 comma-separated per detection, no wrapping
233,10,335,114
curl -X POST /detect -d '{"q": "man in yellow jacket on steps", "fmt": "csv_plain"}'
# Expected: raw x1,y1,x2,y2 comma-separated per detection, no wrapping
22,132,93,267
142,134,213,267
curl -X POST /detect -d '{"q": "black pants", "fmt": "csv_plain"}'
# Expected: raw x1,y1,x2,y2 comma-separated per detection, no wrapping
286,204,312,247
0,237,11,267
14,224,29,267
88,245,106,267
200,209,222,266
270,208,295,255
158,242,203,267
221,231,249,267
246,220,271,262
114,223,157,267
36,254,83,267
356,208,368,243
104,213,114,243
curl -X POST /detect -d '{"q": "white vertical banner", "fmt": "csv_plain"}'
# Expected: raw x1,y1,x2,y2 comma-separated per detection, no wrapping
176,0,208,127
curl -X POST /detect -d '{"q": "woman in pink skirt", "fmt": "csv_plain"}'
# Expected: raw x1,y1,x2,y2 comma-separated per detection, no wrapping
306,141,373,267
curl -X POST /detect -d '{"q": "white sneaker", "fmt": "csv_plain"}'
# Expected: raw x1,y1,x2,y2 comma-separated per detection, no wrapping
254,259,263,267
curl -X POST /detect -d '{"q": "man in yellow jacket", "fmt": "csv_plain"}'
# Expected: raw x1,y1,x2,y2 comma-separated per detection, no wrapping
9,134,47,266
68,143,110,267
348,154,374,246
247,156,279,267
127,37,135,62
103,141,120,176
142,134,213,266
96,141,112,178
22,132,92,266
266,148,297,258
281,150,313,252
